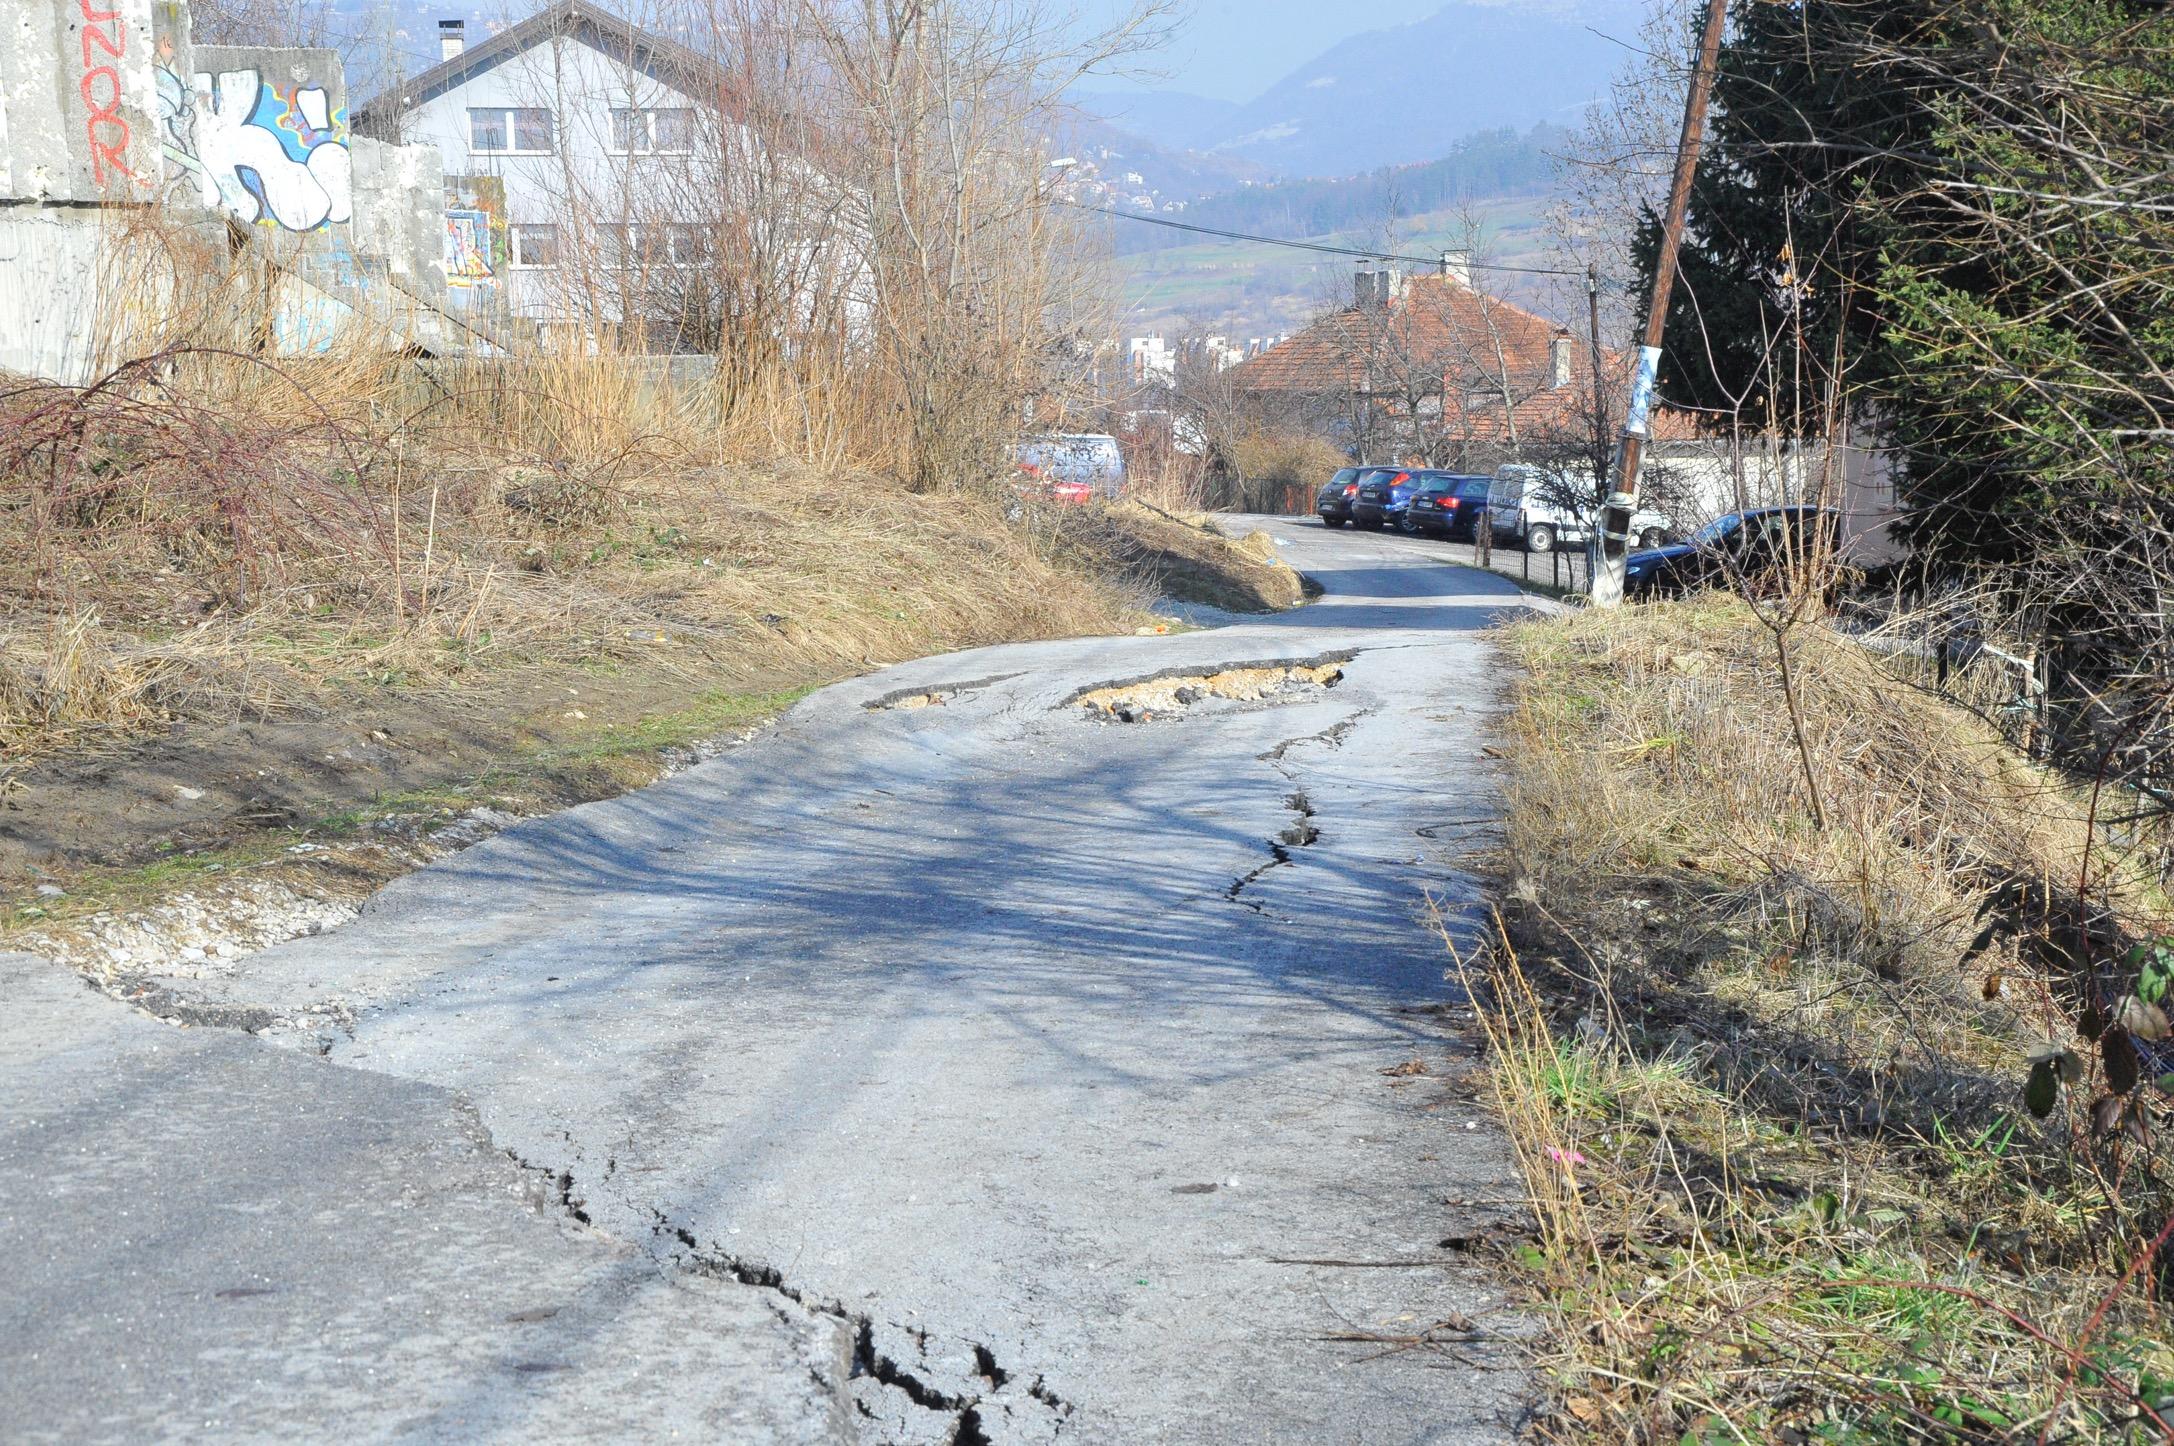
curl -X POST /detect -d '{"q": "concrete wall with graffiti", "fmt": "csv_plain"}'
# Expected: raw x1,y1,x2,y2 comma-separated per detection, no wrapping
0,0,479,380
0,0,179,204
171,46,351,234
441,174,509,311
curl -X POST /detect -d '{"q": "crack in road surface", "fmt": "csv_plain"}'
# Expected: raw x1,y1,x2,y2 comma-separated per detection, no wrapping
865,673,1027,712
5,520,1544,1442
1279,790,1322,847
1225,785,1325,922
510,1126,1072,1442
1258,711,1369,763
662,1222,1074,1442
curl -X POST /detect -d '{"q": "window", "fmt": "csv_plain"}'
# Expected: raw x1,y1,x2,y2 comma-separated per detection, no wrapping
468,109,506,152
510,223,558,269
514,108,554,152
469,107,554,154
663,224,709,267
610,105,694,154
589,224,709,268
651,107,693,151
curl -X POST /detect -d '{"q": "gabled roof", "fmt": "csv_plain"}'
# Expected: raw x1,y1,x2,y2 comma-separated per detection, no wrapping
1232,272,1704,443
1234,274,1566,394
353,0,727,131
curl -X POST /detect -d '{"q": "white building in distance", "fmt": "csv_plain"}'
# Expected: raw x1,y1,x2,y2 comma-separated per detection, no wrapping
357,0,860,350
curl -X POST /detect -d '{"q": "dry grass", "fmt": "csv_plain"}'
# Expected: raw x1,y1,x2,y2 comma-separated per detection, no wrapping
1232,430,1347,490
0,447,1143,758
0,223,1169,764
1473,596,2174,1442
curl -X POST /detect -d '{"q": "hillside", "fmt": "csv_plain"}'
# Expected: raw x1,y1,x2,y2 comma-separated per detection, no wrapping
1077,1,1628,180
1110,128,1565,257
1110,192,1564,339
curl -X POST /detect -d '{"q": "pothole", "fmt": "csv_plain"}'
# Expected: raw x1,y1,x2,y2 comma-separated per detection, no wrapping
865,674,1022,712
1073,661,1346,724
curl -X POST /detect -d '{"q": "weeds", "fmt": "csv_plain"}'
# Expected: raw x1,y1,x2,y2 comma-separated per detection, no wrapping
1469,597,2174,1442
0,345,1152,766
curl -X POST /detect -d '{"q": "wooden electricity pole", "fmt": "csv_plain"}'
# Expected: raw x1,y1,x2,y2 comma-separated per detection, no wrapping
1591,0,1732,609
1586,265,1609,520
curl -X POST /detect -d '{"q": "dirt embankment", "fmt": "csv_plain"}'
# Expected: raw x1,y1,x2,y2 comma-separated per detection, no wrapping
1103,504,1313,614
2,495,1299,975
1476,597,2174,1441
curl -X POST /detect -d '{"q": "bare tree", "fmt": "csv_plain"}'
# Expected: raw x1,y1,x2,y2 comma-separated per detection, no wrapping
790,0,1176,491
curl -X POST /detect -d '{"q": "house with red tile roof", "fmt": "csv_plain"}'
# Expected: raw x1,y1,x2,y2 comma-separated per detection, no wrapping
1229,258,1703,471
1220,258,1907,541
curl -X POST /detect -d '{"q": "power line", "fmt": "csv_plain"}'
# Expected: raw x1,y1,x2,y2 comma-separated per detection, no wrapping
1067,202,1606,281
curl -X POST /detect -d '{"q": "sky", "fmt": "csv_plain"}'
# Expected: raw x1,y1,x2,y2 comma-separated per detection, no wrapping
1088,0,1488,103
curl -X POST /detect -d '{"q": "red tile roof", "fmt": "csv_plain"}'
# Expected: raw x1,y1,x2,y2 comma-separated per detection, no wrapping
1232,272,1703,443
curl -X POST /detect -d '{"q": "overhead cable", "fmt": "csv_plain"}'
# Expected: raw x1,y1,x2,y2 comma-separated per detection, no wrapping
1067,203,1607,281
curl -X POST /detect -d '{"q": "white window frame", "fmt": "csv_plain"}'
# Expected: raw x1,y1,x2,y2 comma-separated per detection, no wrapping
608,105,695,156
509,223,559,270
662,223,708,267
469,107,555,156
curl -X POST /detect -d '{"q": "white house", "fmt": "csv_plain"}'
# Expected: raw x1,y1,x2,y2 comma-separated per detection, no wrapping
355,0,856,349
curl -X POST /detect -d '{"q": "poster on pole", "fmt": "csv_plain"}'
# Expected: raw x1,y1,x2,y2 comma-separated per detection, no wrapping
1622,345,1662,439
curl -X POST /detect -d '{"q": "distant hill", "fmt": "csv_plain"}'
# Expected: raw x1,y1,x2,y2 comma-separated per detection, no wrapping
1110,127,1566,257
1108,190,1564,340
1070,90,1242,155
1079,1,1626,181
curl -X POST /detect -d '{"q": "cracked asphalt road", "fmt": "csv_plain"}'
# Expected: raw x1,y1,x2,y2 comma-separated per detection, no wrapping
2,519,1541,1443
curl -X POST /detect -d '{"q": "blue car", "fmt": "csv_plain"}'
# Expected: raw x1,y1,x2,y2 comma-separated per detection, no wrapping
1404,474,1495,539
1350,468,1416,528
1624,507,1839,598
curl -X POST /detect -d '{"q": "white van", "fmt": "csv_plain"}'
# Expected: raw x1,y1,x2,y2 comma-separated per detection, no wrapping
1486,463,1673,554
1014,435,1127,498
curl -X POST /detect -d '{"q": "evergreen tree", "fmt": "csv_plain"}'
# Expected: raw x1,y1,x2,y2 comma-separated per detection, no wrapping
1641,0,2174,568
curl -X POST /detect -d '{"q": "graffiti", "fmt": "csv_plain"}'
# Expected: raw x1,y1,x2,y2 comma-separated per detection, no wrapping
441,176,508,296
155,63,192,184
271,290,349,353
444,210,495,288
161,67,352,231
79,0,134,186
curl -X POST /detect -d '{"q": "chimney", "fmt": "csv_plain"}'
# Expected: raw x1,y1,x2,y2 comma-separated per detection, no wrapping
1551,332,1574,389
1355,263,1382,310
1439,249,1471,287
440,19,466,61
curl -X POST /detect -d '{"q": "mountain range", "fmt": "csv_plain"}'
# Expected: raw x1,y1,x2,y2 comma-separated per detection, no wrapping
1076,1,1629,181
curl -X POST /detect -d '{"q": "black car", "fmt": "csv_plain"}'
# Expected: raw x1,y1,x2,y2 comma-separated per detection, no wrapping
1404,474,1494,539
1314,467,1365,527
1623,507,1841,599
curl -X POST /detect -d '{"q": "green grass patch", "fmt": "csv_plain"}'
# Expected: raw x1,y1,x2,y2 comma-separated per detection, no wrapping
3,684,819,937
559,685,817,763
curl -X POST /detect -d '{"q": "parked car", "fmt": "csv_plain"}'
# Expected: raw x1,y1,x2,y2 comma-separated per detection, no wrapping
1014,434,1126,500
1404,474,1495,539
1315,467,1365,527
1351,468,1418,528
1486,463,1673,554
1623,506,1841,599
1012,469,1094,506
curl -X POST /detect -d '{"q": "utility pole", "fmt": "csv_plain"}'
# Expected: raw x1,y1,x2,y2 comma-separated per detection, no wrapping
1590,0,1732,609
1586,265,1609,528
